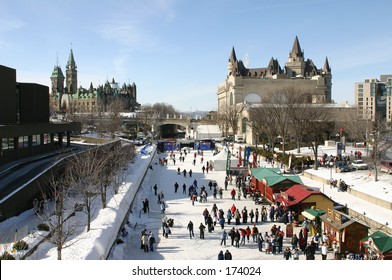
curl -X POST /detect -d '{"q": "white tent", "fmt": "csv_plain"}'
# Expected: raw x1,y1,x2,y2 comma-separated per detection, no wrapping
209,147,239,171
194,125,221,140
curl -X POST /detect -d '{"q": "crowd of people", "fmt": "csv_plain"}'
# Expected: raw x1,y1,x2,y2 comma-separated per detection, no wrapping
129,145,332,260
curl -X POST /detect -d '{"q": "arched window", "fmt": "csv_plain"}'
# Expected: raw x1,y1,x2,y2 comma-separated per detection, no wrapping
242,117,248,134
244,93,262,104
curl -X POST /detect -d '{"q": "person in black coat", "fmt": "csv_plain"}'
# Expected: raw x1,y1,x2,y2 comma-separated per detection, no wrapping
218,250,224,260
224,250,232,260
304,242,316,260
206,215,214,232
199,223,206,239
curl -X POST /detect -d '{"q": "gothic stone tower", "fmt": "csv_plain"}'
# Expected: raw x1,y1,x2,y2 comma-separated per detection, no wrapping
50,65,65,95
50,64,65,110
66,48,77,94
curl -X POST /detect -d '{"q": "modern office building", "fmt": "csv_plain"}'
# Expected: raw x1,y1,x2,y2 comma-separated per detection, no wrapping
0,65,81,167
354,75,392,123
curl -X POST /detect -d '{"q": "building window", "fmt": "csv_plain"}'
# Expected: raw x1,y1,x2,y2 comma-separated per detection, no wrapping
2,138,14,151
242,117,248,134
32,135,41,146
44,134,51,144
19,136,29,148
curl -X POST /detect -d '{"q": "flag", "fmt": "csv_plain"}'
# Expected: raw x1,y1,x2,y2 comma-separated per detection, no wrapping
253,152,257,167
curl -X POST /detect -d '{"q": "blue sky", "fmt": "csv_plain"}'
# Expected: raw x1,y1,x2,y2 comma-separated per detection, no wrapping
1,0,392,112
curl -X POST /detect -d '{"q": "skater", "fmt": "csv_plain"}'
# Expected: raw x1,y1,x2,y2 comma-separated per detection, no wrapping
160,201,166,214
257,233,264,251
218,250,224,260
321,242,328,260
199,223,206,239
231,188,236,200
224,250,232,260
142,233,149,252
283,247,292,260
226,209,232,225
221,229,228,246
187,221,195,238
148,232,156,252
153,184,158,195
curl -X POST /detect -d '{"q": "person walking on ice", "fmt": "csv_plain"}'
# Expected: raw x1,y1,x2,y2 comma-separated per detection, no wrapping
221,229,228,246
187,221,195,238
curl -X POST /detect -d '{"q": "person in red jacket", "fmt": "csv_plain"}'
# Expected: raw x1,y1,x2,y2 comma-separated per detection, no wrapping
231,188,236,200
245,226,251,243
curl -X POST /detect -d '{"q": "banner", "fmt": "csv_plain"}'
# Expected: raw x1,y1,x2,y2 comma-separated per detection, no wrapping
253,152,257,167
246,147,251,166
238,146,242,167
226,149,231,175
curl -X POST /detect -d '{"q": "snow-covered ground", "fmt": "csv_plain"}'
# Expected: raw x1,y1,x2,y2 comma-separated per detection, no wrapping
2,143,391,279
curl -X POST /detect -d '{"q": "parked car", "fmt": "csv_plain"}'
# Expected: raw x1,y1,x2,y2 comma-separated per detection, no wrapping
380,160,392,174
335,161,356,172
351,159,368,170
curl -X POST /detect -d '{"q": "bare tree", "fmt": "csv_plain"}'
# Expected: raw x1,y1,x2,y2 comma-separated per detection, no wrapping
370,114,388,181
107,98,125,138
66,148,107,232
39,169,78,260
217,103,244,136
289,93,320,153
151,102,179,118
248,104,277,151
263,88,300,155
301,106,333,170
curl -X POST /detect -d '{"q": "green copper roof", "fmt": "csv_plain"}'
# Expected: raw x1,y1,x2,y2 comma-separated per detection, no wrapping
67,48,76,67
250,167,303,186
51,66,64,78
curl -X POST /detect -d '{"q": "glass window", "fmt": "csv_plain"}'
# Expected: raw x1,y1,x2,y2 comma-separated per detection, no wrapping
19,136,29,148
242,117,248,134
2,138,8,150
32,135,41,146
44,134,51,144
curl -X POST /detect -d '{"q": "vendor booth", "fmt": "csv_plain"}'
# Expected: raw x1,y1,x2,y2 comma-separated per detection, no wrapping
275,184,334,222
250,168,303,203
301,207,326,236
360,230,392,260
320,209,369,256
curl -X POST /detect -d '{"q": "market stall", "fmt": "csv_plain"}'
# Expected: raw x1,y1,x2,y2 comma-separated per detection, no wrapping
301,207,326,236
320,208,369,257
360,230,392,260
